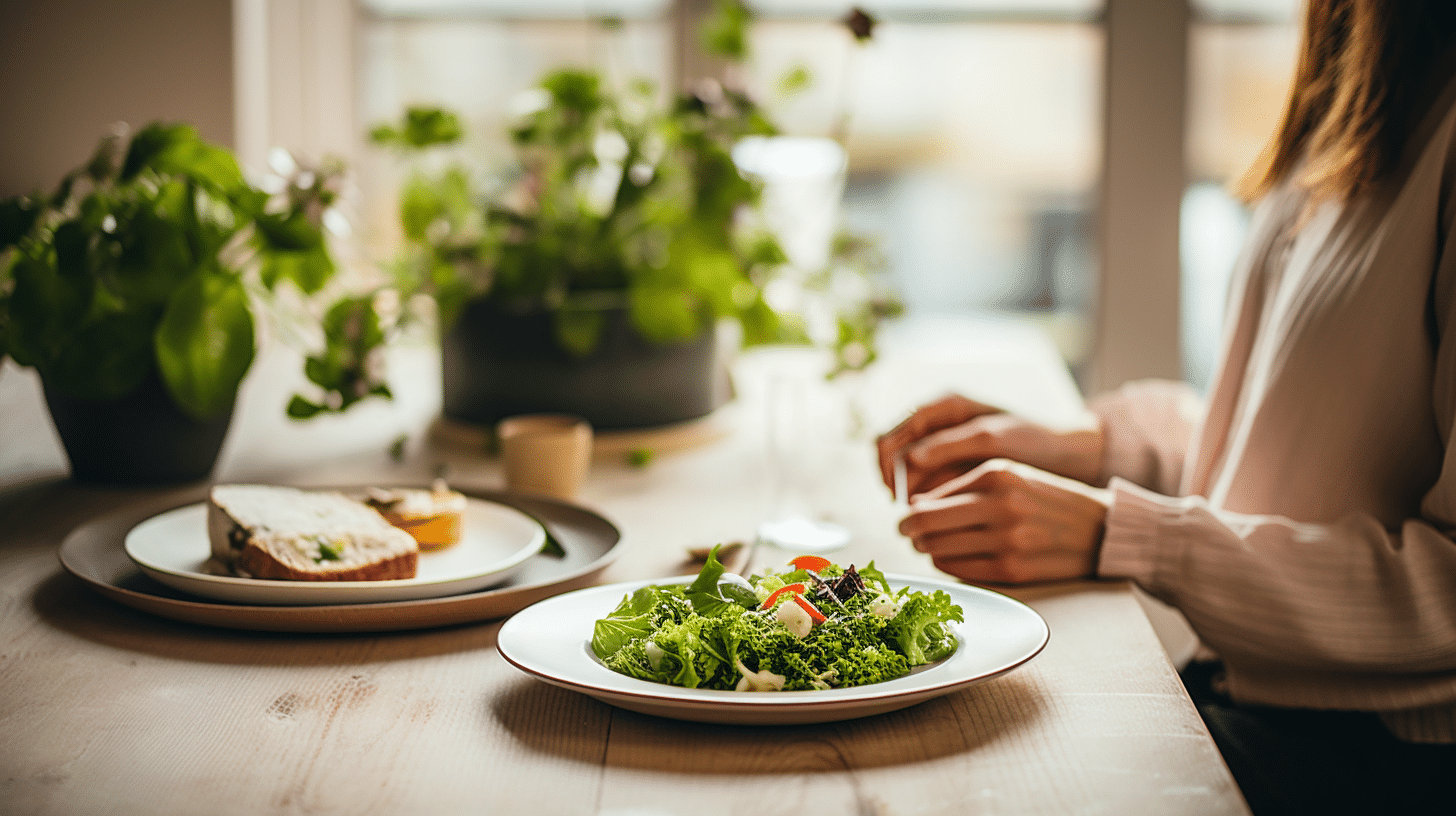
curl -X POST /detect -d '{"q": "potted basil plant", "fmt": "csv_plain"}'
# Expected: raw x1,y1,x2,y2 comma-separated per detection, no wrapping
371,70,791,431
369,1,899,432
0,123,390,483
374,88,896,430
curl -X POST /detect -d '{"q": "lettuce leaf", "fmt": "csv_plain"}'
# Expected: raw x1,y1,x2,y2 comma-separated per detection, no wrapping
883,589,964,665
591,585,688,659
684,543,756,616
593,554,964,691
857,561,893,596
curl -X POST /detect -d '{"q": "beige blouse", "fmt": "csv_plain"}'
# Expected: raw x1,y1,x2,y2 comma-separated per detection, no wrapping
1093,74,1456,743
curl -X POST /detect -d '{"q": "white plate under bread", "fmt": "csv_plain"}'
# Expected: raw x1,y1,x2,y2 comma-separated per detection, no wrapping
124,497,546,606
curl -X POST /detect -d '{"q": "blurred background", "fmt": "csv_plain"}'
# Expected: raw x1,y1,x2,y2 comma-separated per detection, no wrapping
0,0,1299,398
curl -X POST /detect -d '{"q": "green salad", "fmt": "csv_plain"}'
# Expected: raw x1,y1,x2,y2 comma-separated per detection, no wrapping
591,547,965,691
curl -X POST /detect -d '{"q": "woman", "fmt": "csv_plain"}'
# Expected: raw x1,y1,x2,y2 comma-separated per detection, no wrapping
877,1,1456,812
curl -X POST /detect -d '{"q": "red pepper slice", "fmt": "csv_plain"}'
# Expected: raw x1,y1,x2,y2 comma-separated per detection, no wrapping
787,555,832,573
760,583,808,609
791,593,827,623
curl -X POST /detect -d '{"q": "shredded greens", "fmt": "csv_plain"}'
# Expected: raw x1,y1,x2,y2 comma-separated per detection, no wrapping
591,546,964,691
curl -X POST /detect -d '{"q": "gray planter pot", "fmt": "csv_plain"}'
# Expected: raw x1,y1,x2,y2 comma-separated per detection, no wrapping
441,301,726,431
43,370,234,484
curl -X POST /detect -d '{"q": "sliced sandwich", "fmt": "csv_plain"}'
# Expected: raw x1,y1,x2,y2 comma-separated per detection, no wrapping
208,484,419,581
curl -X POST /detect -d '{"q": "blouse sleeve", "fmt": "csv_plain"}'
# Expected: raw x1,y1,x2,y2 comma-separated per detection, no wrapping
1098,481,1456,682
1087,379,1203,495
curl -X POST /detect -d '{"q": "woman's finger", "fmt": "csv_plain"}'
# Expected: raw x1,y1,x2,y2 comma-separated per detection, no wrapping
897,459,1107,585
908,413,1021,470
905,462,973,498
897,481,1010,539
919,457,1026,500
909,526,1008,558
876,394,1001,488
928,549,1093,586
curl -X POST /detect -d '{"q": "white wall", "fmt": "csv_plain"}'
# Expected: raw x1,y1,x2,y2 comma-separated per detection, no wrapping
0,0,235,198
237,0,360,174
1091,0,1188,393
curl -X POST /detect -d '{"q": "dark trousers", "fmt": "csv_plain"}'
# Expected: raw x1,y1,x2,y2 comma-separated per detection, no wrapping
1181,660,1456,815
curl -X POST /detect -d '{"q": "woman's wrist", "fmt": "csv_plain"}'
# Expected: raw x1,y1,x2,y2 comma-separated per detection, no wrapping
1058,426,1106,486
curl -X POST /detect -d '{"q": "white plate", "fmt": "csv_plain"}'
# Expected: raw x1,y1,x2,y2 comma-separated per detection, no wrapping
497,573,1049,725
124,498,546,606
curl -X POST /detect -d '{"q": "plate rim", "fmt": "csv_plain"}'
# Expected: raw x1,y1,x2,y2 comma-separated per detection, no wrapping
496,572,1049,721
122,497,546,601
56,486,622,632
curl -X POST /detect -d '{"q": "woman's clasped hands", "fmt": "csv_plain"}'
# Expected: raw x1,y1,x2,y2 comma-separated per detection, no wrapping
876,394,1111,585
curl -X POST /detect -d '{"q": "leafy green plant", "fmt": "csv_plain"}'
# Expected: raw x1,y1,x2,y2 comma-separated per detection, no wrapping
374,70,787,358
0,123,388,421
370,2,898,375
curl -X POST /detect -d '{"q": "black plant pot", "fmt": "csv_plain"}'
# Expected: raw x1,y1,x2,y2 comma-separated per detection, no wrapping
43,369,235,485
441,301,726,431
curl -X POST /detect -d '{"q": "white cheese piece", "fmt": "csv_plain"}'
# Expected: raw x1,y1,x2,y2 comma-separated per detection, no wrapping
870,593,901,618
775,597,814,638
734,659,786,692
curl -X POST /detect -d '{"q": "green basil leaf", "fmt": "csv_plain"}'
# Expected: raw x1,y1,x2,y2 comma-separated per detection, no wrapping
0,196,42,249
229,186,270,221
162,140,245,194
261,243,334,294
699,0,752,61
120,123,193,181
154,271,255,419
45,309,155,401
684,249,739,317
401,107,463,147
400,177,439,243
254,210,324,252
303,354,342,390
628,285,701,343
736,294,780,346
542,70,603,118
6,252,91,369
286,395,325,420
369,124,401,145
321,295,386,348
121,123,244,193
51,220,96,284
778,64,813,96
293,295,392,415
114,196,194,306
432,273,472,332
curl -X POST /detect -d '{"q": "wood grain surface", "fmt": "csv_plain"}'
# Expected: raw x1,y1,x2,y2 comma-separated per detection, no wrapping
0,318,1248,815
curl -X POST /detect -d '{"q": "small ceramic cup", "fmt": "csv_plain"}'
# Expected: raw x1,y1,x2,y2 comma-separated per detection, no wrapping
496,414,593,500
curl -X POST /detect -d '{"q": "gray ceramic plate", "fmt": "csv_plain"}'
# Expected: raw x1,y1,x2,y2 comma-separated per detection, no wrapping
125,497,545,605
59,488,620,633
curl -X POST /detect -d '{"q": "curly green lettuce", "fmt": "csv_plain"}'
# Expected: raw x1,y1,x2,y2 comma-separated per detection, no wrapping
591,547,963,691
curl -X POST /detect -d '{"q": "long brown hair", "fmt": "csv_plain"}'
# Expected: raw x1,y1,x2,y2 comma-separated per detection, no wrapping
1241,0,1456,203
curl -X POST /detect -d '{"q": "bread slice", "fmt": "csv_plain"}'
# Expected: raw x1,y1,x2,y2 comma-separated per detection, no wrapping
208,485,419,581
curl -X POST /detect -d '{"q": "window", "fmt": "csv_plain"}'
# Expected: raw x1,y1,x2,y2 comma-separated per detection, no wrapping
352,0,1104,374
745,8,1101,364
1182,0,1298,390
357,1,673,258
245,0,1301,392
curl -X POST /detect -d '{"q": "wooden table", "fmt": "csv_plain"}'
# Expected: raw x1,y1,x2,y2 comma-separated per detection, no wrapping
0,316,1248,815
